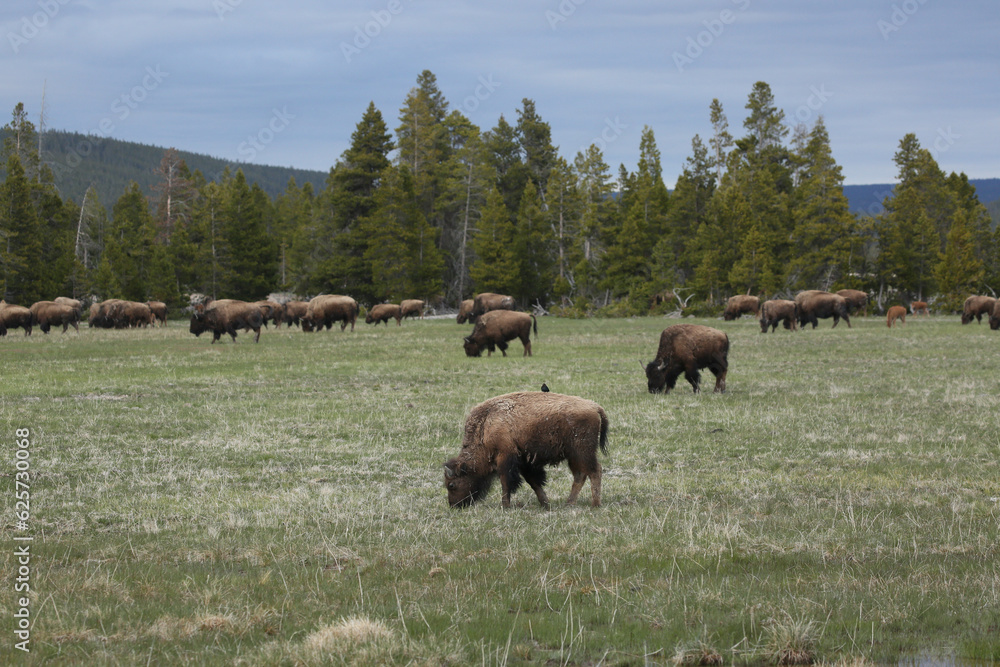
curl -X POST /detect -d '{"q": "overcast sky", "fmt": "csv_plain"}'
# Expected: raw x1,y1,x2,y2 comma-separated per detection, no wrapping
3,0,997,186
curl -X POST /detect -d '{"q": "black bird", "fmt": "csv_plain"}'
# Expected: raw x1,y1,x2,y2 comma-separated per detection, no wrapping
541,383,549,392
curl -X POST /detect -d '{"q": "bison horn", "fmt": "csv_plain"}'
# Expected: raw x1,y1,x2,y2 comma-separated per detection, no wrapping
443,463,455,478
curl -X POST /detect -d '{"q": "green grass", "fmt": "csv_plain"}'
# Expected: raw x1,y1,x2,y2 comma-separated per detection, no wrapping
2,315,999,665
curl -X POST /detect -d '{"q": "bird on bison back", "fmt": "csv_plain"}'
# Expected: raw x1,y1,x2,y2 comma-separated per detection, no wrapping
443,392,608,510
644,324,729,394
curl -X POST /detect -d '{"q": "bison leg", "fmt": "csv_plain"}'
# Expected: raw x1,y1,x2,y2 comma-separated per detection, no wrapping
252,327,261,343
520,462,549,509
684,365,702,393
226,326,238,342
710,361,728,393
497,456,523,509
566,459,601,507
521,335,531,357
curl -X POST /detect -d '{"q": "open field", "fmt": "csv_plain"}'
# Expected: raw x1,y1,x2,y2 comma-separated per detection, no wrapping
2,314,999,665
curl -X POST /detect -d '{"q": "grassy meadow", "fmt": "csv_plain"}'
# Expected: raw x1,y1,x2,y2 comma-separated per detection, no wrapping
1,313,999,665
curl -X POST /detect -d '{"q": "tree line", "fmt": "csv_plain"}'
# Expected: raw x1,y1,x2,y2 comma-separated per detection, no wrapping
1,74,996,316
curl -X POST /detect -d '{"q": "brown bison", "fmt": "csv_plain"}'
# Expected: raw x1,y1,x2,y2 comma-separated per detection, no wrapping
911,301,929,317
456,299,474,324
400,299,425,320
366,303,402,326
123,301,154,327
463,310,537,357
303,294,359,332
723,295,760,321
887,305,906,328
836,289,869,316
281,300,309,328
147,301,168,326
0,301,33,336
989,301,1000,330
759,299,798,333
470,292,515,323
443,391,609,509
30,301,80,334
961,295,996,325
795,290,851,329
189,299,263,343
54,296,84,317
645,324,729,394
253,300,285,328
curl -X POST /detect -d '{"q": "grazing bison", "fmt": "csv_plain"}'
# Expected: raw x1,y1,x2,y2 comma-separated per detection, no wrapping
759,299,798,333
400,299,425,320
0,301,33,336
887,306,906,327
147,301,168,326
989,301,1000,330
836,289,869,316
794,290,851,329
463,310,537,357
645,324,729,394
366,303,402,326
30,301,80,334
443,391,609,509
961,295,996,325
123,301,154,327
281,300,309,328
303,294,359,332
189,299,263,343
456,299,474,324
470,292,515,323
723,295,760,321
911,301,929,317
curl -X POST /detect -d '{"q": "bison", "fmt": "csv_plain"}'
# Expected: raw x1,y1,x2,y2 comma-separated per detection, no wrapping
463,310,537,357
189,299,263,343
253,300,285,328
443,391,609,509
366,303,402,326
303,294,359,332
54,296,84,318
723,295,760,321
400,299,425,320
836,289,869,316
0,301,33,336
989,301,1000,330
281,300,309,328
759,299,798,333
794,290,851,329
911,301,929,317
456,299,474,324
30,301,80,334
887,305,906,328
961,295,996,325
645,324,729,394
147,301,168,326
470,292,515,323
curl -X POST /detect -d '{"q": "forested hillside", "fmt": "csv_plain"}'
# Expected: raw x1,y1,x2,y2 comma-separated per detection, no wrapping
2,74,997,317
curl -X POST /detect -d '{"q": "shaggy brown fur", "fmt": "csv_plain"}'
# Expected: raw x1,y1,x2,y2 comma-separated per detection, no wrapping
0,301,33,336
189,299,263,343
54,297,83,317
836,289,869,316
910,301,929,317
961,295,996,325
470,292,515,323
463,310,537,357
443,391,609,509
366,303,402,326
989,301,1000,330
645,324,729,394
400,299,425,320
303,294,359,332
87,299,152,328
282,300,309,328
759,299,798,333
147,301,168,326
794,290,851,329
30,301,80,333
722,295,760,321
456,299,474,324
887,305,906,328
123,301,153,327
252,300,285,328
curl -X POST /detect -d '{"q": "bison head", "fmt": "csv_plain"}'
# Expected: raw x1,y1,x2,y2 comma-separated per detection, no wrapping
463,336,483,357
443,458,493,508
189,313,207,336
645,359,668,394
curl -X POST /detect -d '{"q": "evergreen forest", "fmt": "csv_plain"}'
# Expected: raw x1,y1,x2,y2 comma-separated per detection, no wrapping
2,73,997,316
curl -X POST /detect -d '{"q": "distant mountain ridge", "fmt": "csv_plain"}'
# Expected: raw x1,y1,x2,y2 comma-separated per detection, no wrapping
843,180,1000,218
30,130,330,204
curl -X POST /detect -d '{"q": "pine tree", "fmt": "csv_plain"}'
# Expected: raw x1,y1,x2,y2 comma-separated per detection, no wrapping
708,98,733,182
220,170,277,300
104,181,155,301
546,157,581,304
663,135,715,285
572,145,617,304
934,207,983,311
469,187,518,296
0,154,44,302
516,99,557,198
512,180,553,306
395,70,451,224
483,115,529,215
151,148,195,243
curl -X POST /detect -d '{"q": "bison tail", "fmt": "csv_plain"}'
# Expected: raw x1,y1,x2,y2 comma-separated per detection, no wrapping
598,407,609,456
531,314,538,337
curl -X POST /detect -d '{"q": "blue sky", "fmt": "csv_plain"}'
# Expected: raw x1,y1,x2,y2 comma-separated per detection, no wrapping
3,0,997,185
